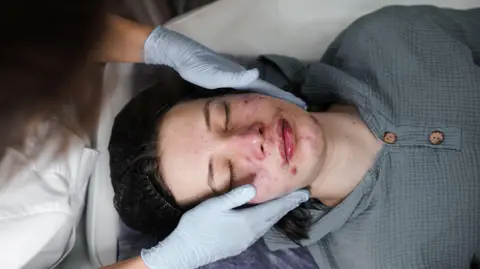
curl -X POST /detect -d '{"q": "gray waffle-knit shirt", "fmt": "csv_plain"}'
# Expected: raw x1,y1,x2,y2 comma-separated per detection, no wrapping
261,6,480,269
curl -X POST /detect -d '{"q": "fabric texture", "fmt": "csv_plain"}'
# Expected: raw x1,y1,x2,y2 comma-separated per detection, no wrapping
262,6,480,269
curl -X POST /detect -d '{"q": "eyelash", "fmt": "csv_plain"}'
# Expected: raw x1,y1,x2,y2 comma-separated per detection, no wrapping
219,100,234,191
228,160,236,189
223,101,230,132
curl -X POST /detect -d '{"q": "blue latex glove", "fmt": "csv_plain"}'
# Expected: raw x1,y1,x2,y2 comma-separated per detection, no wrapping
243,79,307,110
144,26,259,89
143,27,308,109
141,185,309,269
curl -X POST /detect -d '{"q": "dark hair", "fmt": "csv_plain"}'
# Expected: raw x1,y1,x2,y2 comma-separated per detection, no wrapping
0,1,107,157
109,71,335,243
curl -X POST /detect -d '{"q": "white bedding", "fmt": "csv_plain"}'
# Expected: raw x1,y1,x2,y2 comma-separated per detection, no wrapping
166,0,479,61
87,0,479,267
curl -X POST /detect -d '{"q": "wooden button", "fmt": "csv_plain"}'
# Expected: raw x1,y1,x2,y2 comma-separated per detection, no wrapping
429,131,444,145
383,132,397,144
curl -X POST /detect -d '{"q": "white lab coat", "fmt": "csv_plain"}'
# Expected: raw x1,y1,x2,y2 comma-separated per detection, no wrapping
0,120,98,269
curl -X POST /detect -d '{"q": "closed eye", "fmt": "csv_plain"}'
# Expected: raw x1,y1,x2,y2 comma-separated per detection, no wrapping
223,101,230,132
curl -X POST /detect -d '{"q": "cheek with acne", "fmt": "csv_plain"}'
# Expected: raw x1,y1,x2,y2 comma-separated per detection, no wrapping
249,170,296,203
249,170,276,203
243,95,267,104
240,95,268,111
290,166,297,175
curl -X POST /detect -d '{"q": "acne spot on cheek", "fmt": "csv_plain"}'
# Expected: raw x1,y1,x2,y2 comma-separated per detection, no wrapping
245,95,266,105
290,166,297,175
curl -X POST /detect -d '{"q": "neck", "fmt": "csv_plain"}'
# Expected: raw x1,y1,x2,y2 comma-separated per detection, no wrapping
309,105,382,206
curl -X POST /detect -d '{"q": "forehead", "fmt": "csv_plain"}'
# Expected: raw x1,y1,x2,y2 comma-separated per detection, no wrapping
158,98,213,205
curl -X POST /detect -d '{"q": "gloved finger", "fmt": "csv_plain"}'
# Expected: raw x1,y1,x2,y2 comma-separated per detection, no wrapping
248,190,310,227
215,69,260,88
215,54,247,71
240,79,308,109
208,184,257,211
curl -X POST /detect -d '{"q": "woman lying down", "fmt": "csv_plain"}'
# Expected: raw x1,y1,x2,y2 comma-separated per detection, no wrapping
109,6,480,269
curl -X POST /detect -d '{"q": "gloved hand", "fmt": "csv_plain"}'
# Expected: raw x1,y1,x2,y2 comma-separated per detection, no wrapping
141,185,309,269
144,26,259,89
144,26,308,109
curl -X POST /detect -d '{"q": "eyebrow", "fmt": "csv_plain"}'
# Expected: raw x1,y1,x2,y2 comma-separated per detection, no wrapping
203,99,213,131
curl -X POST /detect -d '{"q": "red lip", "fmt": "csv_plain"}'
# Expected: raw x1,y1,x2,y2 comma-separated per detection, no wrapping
277,118,295,164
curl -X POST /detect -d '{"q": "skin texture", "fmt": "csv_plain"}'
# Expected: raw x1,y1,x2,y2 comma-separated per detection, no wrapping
159,93,326,205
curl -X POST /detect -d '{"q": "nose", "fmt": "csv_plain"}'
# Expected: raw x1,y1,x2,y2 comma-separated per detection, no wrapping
226,123,265,161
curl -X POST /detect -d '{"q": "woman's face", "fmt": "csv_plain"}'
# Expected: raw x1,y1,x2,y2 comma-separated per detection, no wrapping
159,93,325,205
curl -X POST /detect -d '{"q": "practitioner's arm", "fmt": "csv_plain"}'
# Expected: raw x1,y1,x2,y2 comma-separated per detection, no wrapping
96,15,259,89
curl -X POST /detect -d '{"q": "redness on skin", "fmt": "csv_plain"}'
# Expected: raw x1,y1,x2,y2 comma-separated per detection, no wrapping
243,95,266,105
290,166,297,175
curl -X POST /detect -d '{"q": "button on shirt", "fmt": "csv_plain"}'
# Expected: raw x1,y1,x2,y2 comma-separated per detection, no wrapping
0,121,98,269
382,132,397,144
429,131,444,145
261,6,480,269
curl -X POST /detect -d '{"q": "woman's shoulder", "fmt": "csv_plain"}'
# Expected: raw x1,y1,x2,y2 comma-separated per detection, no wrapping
313,5,480,127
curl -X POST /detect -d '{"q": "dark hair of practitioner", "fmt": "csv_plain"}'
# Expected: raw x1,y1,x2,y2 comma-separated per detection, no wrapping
0,1,108,158
109,80,337,243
